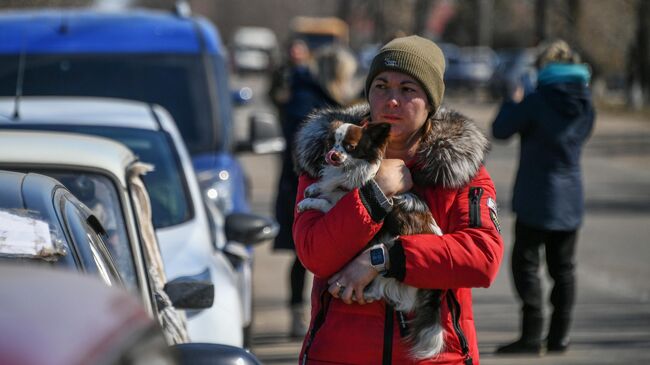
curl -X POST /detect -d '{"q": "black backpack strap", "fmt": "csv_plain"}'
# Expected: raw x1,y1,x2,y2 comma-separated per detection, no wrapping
383,304,394,365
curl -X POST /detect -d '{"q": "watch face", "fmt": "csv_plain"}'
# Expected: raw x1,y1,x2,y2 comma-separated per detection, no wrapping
370,248,385,266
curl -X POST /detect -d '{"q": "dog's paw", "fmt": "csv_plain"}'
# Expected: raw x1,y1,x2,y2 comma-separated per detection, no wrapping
297,198,331,213
297,199,312,212
304,184,321,198
363,280,384,302
363,289,383,302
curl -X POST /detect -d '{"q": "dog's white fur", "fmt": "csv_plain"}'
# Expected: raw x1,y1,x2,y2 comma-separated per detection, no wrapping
298,123,381,213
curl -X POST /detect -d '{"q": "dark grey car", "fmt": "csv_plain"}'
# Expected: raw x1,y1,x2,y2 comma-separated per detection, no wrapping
0,170,122,285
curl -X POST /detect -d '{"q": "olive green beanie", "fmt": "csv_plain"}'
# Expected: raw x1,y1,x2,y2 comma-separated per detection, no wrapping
365,35,446,112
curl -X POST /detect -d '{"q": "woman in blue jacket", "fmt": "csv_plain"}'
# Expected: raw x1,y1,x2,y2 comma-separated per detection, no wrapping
492,39,595,354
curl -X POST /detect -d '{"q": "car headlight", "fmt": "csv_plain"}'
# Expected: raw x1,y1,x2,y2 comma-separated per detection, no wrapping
204,169,234,215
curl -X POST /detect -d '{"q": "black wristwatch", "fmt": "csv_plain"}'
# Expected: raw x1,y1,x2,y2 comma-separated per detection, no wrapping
369,244,388,275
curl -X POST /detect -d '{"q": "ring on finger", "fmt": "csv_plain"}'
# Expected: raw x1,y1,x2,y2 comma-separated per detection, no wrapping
336,281,345,296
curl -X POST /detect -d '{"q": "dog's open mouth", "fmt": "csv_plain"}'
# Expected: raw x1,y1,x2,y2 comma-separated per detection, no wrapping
325,150,343,166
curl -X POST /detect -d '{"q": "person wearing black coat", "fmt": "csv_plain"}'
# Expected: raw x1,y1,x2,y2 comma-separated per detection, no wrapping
492,39,595,355
269,41,358,337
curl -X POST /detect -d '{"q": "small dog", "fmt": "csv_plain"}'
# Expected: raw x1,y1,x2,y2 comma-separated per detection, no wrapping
297,121,445,360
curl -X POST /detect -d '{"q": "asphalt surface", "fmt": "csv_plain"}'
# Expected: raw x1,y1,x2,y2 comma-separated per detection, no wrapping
233,76,650,364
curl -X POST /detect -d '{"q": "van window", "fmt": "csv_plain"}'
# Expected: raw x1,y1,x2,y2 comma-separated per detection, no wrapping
0,54,221,154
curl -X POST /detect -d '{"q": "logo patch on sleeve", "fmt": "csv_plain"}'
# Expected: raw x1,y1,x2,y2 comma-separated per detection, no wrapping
487,197,501,233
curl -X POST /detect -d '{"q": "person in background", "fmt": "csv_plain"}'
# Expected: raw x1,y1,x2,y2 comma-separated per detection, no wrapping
292,35,503,364
492,39,595,355
269,39,359,337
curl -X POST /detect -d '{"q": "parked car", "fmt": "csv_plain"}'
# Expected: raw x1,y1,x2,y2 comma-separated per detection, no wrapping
232,26,279,73
0,130,210,344
444,46,498,92
489,47,538,99
0,7,284,218
0,264,263,365
289,16,349,50
0,264,176,365
0,96,277,347
0,10,283,343
0,169,122,286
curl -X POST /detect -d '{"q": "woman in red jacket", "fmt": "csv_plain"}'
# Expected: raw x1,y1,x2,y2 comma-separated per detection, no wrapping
292,35,503,365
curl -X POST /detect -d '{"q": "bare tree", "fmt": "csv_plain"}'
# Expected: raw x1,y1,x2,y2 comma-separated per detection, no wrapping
477,0,494,46
535,0,547,43
628,0,650,107
413,0,432,36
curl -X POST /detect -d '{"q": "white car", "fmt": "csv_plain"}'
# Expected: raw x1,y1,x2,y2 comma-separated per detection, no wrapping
0,96,277,347
0,130,198,344
232,26,279,72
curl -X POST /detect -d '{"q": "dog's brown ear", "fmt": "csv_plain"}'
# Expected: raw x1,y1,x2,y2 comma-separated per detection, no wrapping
365,122,391,144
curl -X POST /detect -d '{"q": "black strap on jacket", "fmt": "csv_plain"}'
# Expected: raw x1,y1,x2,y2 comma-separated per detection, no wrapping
446,291,473,365
383,304,394,365
301,291,332,365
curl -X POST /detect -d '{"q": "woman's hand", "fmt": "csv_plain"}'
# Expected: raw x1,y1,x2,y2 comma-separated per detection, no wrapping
373,159,413,197
327,249,378,305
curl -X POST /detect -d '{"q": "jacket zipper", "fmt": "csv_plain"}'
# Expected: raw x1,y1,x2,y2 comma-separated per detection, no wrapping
469,187,483,228
302,290,332,365
446,291,473,365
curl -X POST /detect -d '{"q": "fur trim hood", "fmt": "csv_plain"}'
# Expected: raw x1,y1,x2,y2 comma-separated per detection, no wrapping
294,103,489,189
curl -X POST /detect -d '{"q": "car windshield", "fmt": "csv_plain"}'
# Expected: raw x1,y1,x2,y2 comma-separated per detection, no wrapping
37,171,137,289
0,54,220,154
11,125,193,229
83,127,193,230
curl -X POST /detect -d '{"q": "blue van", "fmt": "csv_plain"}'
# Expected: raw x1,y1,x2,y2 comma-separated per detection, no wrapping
0,7,282,214
0,6,283,347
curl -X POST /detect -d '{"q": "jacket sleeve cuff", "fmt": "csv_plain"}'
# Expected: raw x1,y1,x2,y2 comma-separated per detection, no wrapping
385,240,405,281
359,179,393,222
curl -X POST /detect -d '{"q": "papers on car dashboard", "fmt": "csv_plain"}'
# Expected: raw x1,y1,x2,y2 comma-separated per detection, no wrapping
0,210,66,260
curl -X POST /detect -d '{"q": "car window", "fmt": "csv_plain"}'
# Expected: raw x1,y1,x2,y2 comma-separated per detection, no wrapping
47,172,138,290
61,195,122,287
0,54,219,154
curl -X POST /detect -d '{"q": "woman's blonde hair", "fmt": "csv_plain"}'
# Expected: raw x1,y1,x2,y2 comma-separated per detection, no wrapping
536,39,581,68
310,45,359,106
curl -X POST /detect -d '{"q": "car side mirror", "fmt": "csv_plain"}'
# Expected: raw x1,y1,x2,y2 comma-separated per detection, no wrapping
225,212,279,245
172,343,262,365
163,278,214,309
235,112,285,154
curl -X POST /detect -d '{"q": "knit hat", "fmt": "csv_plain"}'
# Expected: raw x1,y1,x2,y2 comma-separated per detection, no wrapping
365,35,446,112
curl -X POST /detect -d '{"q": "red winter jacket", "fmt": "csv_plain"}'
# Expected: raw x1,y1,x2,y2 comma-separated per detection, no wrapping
292,105,504,365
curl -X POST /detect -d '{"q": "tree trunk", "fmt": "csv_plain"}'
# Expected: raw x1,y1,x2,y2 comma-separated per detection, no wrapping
477,0,493,46
413,0,432,36
535,0,546,44
638,0,650,105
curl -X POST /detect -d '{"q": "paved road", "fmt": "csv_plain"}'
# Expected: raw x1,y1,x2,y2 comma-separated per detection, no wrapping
233,75,650,364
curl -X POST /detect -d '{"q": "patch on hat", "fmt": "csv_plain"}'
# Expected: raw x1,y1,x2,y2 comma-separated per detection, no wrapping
487,197,501,233
384,58,398,67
